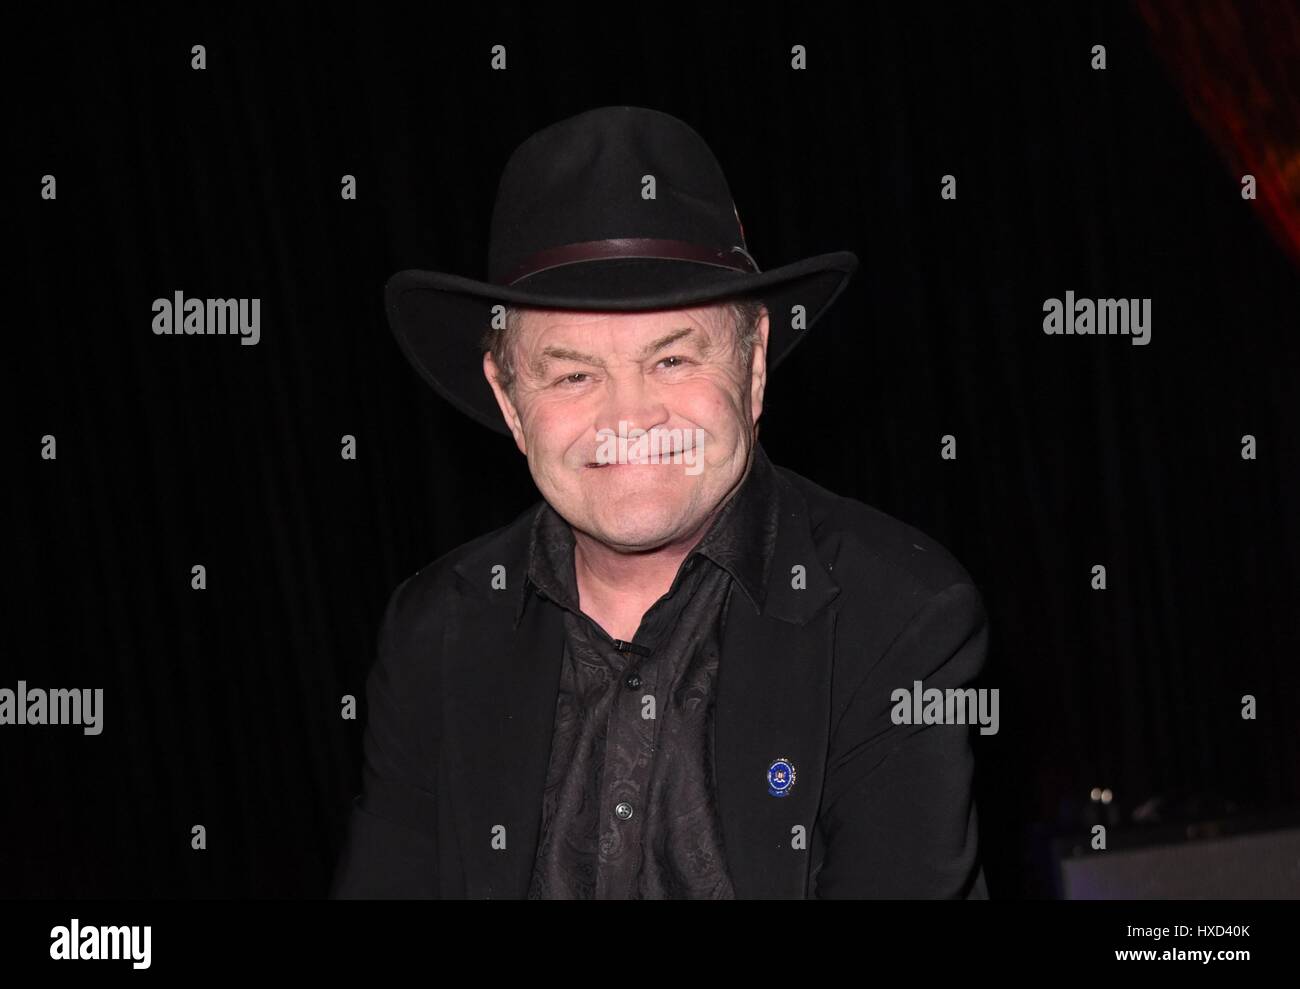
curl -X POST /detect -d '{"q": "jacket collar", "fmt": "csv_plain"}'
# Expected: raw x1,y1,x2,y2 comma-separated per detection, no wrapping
450,441,839,629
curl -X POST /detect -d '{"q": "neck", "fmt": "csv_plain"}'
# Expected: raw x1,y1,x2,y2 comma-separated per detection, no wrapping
572,506,718,613
570,450,755,637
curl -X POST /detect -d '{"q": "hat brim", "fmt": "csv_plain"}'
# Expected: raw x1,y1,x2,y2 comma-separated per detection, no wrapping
384,251,859,436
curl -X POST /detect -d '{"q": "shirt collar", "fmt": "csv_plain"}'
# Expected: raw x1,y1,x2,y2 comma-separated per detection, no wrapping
514,442,780,627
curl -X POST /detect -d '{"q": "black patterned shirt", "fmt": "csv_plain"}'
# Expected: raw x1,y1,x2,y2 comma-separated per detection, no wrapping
524,444,780,899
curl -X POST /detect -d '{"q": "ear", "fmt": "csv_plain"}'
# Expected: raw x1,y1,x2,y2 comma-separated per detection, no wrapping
483,351,528,454
748,308,770,428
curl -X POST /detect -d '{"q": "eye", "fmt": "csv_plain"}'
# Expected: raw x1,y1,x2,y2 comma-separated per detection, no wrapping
658,355,691,369
556,372,588,386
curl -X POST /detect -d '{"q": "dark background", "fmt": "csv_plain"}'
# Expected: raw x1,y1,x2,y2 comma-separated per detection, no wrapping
6,1,1298,898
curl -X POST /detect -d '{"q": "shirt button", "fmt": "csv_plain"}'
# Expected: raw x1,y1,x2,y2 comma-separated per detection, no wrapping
614,801,634,821
624,670,641,690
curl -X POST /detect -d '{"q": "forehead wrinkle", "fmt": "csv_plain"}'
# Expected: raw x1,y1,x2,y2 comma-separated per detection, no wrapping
523,308,728,380
530,344,607,378
637,323,702,358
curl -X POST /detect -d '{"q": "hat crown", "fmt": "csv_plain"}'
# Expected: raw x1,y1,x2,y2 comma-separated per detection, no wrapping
487,106,748,284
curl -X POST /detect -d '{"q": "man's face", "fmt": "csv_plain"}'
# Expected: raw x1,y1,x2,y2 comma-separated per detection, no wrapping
483,303,769,553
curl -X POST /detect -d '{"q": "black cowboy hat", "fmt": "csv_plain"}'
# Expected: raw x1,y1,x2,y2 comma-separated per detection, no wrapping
384,105,858,436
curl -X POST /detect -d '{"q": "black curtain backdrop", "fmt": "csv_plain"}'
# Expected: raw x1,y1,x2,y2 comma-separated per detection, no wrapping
7,1,1298,899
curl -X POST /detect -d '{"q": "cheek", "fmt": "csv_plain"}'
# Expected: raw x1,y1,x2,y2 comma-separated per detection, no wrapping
523,397,589,456
677,376,747,425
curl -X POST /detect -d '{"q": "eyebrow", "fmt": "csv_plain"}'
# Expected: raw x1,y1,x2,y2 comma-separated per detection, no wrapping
529,326,703,378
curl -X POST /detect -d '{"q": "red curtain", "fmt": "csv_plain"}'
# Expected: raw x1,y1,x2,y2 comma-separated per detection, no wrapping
1136,0,1300,268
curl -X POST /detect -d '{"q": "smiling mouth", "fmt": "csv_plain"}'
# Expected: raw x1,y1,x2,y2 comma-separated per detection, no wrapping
587,448,693,468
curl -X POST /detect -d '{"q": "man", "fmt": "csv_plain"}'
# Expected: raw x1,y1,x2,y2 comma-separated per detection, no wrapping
331,105,989,898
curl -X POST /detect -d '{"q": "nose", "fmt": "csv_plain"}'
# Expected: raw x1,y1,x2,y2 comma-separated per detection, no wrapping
594,368,669,443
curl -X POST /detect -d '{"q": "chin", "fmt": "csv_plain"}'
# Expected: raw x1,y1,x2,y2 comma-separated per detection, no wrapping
594,526,680,551
589,505,685,549
583,464,699,498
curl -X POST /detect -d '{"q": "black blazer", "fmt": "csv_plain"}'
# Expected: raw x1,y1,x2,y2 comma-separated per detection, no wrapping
331,450,990,898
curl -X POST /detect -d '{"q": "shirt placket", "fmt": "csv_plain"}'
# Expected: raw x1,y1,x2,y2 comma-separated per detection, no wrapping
594,634,661,899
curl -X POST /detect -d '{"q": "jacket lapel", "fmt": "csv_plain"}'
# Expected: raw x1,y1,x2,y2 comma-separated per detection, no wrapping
714,470,840,898
442,510,566,898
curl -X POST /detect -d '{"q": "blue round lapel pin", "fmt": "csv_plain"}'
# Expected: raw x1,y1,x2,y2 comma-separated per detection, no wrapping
767,757,797,797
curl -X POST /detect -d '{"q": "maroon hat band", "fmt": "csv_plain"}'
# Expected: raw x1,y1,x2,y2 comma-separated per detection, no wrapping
496,238,760,286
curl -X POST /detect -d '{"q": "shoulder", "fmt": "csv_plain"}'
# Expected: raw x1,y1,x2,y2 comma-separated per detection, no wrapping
380,500,541,642
772,461,984,630
769,460,989,712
